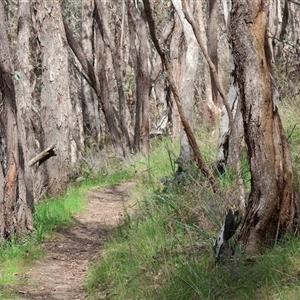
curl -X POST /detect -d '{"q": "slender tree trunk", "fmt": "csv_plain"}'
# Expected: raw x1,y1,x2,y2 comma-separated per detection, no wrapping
127,1,151,155
230,0,297,254
169,14,182,143
216,4,243,172
196,0,219,125
143,0,220,192
63,19,125,157
95,0,132,153
267,0,282,62
207,0,219,104
81,0,101,148
0,1,33,238
94,16,125,158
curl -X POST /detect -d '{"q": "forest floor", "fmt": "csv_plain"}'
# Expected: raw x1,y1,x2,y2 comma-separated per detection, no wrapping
15,182,133,300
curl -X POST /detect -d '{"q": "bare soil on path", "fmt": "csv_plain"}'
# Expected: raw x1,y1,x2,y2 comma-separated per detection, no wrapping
15,182,133,300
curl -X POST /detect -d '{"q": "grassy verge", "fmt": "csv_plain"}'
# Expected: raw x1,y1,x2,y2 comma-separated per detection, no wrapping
86,124,300,299
0,163,134,299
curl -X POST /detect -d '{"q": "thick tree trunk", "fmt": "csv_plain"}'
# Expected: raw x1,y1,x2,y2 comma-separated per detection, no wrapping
230,0,297,254
0,1,33,238
34,0,74,196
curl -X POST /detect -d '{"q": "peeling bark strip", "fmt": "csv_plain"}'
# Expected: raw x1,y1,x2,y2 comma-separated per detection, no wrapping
214,208,241,260
0,1,33,239
230,0,297,254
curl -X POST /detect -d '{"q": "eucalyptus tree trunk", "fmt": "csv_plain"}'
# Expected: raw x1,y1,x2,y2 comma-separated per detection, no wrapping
33,0,74,196
267,0,282,62
0,1,33,238
95,0,132,154
171,0,199,169
127,1,151,155
169,14,182,143
207,0,219,104
195,0,219,125
230,0,297,254
81,0,101,148
216,1,243,172
143,0,220,192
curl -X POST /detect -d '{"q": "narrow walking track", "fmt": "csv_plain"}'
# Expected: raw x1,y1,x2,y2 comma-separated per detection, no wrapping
16,182,133,300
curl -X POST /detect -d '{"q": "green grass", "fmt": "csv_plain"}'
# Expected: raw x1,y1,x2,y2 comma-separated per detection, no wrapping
2,105,300,300
86,135,222,299
86,117,300,299
162,235,300,300
0,162,134,298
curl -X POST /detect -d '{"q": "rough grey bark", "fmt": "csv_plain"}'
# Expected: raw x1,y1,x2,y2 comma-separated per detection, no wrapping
0,1,33,238
81,0,101,148
95,0,132,153
127,1,151,155
207,0,219,104
230,0,297,254
33,0,74,196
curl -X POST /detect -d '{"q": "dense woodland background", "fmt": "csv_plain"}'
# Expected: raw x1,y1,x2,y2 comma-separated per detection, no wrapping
0,0,300,255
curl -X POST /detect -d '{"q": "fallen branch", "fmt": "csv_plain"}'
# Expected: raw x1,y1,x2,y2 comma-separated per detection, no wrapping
29,144,56,167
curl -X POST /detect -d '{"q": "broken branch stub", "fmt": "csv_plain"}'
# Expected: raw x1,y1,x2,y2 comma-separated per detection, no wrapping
29,144,57,167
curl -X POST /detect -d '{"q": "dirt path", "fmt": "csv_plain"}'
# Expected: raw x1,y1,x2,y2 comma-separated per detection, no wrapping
16,182,133,300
